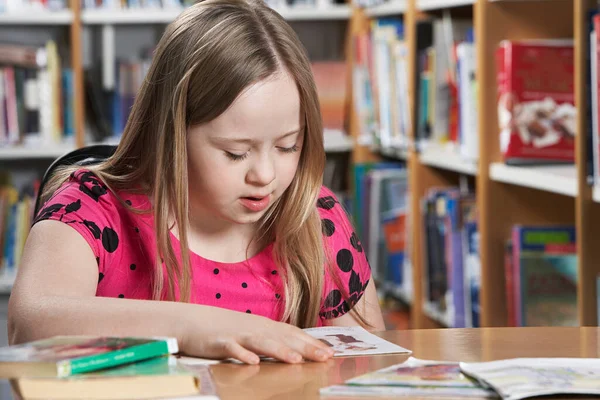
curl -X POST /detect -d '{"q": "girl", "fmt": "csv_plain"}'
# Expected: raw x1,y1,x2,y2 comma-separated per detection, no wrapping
8,0,385,364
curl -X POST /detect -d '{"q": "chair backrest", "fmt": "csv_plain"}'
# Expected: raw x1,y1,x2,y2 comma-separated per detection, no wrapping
34,144,118,217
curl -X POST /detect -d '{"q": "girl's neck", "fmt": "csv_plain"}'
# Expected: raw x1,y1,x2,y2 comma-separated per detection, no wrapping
172,208,265,264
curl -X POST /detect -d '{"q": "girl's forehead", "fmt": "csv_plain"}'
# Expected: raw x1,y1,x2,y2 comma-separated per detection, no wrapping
206,73,301,138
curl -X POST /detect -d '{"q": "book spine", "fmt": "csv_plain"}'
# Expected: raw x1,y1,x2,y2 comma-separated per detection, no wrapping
61,338,178,377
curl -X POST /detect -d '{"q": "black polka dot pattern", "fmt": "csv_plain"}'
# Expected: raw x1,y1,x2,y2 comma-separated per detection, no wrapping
246,310,251,314
213,268,219,275
318,189,370,321
322,219,335,237
317,196,336,210
216,293,221,299
101,227,119,253
118,294,125,298
271,270,277,275
242,282,248,288
275,293,281,299
350,232,363,253
336,249,354,272
130,264,136,270
125,200,132,206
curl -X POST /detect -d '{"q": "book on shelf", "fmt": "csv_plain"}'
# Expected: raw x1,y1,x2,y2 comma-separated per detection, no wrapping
506,225,577,327
496,40,575,165
12,355,214,400
0,41,73,149
421,186,479,328
320,356,497,398
0,336,178,378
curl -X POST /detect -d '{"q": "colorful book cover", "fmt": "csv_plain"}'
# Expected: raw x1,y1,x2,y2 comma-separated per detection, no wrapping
512,225,577,327
496,40,575,164
0,336,178,378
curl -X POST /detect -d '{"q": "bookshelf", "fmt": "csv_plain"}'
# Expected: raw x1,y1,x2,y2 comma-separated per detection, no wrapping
420,145,477,176
0,10,73,24
0,145,75,161
417,0,474,11
365,0,407,17
81,5,351,24
351,0,598,329
489,164,578,197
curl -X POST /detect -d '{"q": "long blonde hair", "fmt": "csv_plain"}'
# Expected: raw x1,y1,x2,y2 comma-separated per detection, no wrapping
42,0,358,328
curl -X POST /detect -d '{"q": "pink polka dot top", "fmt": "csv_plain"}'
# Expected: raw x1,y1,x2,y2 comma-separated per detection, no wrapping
34,170,371,326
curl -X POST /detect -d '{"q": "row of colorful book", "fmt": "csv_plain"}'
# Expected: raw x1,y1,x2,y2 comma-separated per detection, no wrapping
0,42,74,150
352,18,411,154
0,178,37,279
351,162,412,305
82,0,344,11
414,16,477,161
103,54,348,143
420,186,480,328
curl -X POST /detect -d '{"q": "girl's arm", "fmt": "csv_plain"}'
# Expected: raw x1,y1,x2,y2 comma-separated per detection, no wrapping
325,280,386,331
8,221,334,364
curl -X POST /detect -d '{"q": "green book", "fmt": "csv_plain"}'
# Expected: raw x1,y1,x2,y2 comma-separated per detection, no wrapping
13,355,204,400
0,336,178,378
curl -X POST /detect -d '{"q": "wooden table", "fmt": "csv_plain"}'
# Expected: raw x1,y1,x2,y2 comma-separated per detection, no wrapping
210,327,600,399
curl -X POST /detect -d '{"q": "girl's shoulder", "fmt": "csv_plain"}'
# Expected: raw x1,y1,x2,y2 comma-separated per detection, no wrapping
316,185,351,224
36,169,151,222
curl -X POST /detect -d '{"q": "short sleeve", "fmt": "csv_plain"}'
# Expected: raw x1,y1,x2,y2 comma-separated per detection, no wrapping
318,186,371,321
33,170,122,280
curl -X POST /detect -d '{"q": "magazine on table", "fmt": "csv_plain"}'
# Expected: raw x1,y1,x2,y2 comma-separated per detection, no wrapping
460,358,600,400
320,357,497,398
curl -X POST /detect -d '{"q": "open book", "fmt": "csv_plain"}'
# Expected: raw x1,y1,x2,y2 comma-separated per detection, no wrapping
303,326,411,357
460,358,600,400
320,357,497,398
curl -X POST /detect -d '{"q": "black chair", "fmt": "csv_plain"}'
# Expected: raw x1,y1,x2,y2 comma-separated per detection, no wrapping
33,144,118,217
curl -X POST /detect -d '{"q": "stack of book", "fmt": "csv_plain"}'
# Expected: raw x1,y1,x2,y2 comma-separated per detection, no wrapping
0,336,218,400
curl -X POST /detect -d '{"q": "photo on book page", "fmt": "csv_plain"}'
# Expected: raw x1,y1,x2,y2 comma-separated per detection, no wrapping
460,358,600,400
302,326,411,357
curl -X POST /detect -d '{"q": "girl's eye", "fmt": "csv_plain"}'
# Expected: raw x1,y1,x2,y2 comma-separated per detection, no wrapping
225,151,248,161
278,145,299,154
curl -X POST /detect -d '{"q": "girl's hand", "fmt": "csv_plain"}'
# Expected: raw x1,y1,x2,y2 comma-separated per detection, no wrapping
181,309,335,364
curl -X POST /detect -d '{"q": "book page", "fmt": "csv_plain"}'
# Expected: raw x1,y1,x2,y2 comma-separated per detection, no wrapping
303,326,411,357
460,358,600,400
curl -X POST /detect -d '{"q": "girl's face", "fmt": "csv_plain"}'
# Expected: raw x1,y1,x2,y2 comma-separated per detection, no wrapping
186,71,304,229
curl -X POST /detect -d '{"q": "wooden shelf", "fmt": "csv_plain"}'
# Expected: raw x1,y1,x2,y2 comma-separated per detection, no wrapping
419,145,477,175
0,145,74,160
0,10,73,24
592,185,600,203
417,0,474,11
0,272,15,295
82,5,350,24
489,163,578,197
366,0,407,17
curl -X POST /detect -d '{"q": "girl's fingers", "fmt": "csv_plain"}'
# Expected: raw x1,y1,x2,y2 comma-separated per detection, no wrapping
222,341,260,365
290,335,335,362
243,336,303,364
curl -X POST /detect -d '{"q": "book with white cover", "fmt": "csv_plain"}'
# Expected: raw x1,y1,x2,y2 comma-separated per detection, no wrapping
303,326,411,357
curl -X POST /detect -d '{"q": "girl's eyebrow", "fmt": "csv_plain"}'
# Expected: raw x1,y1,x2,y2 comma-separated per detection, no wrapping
211,128,304,145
